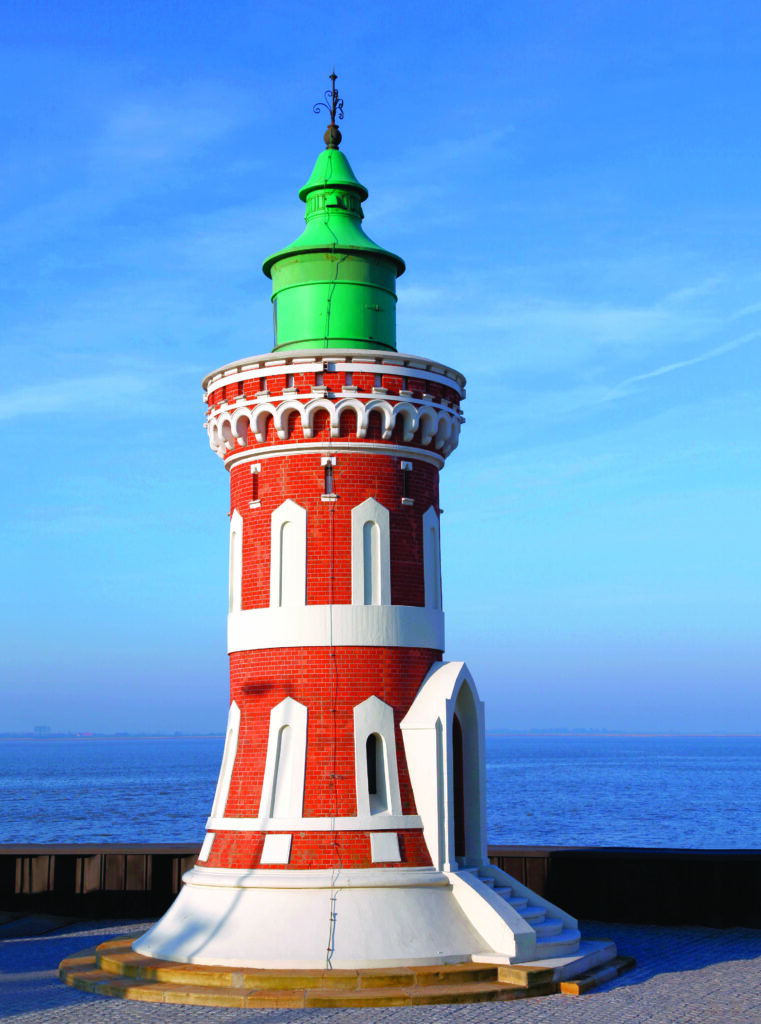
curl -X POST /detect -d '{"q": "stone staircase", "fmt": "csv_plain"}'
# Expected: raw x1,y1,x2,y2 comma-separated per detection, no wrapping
59,937,635,1007
457,863,582,959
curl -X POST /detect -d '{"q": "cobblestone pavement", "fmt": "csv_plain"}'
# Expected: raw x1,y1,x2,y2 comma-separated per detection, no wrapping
3,919,761,1024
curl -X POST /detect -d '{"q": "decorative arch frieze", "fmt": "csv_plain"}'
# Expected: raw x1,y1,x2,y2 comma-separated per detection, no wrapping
207,393,463,460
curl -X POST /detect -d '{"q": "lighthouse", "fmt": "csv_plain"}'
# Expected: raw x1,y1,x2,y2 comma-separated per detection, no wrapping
134,79,584,970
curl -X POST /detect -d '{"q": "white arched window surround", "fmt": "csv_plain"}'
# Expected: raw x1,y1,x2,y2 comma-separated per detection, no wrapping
353,695,402,817
269,500,307,608
422,505,442,610
351,498,391,606
258,697,308,820
210,701,241,820
229,510,243,613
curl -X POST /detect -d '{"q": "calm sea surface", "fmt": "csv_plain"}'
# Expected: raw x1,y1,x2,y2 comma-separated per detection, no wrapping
2,734,760,848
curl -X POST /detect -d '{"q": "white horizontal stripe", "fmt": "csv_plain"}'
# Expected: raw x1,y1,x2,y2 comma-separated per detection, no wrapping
202,348,466,393
227,604,445,652
224,441,446,472
206,814,423,832
184,865,447,889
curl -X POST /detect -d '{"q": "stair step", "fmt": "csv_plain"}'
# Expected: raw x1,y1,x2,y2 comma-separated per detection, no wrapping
494,886,513,897
533,917,564,937
518,905,546,923
533,928,583,958
559,954,637,995
60,933,599,1008
60,949,555,1007
506,896,528,910
480,877,496,888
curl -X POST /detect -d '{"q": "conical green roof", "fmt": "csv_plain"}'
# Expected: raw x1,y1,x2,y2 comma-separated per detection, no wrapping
298,148,368,201
262,142,405,352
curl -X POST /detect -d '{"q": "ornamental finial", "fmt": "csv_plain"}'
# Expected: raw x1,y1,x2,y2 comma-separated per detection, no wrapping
313,69,344,149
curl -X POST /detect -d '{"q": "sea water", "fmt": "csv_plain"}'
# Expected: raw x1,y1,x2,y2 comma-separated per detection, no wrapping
2,734,761,848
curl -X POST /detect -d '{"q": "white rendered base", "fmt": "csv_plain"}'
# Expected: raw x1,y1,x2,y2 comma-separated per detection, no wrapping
134,865,547,969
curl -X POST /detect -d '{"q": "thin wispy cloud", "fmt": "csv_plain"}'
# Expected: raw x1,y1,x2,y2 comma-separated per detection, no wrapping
0,363,204,421
96,86,247,166
0,375,151,421
608,329,761,396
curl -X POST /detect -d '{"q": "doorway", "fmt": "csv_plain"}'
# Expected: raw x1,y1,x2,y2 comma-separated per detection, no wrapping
452,713,465,858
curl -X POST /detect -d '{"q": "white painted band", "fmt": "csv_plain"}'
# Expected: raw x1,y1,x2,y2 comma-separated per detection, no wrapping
203,348,466,392
227,604,445,652
205,813,423,832
223,441,446,472
183,865,448,889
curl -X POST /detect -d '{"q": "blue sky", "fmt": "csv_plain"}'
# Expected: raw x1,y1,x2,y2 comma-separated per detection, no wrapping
2,0,759,733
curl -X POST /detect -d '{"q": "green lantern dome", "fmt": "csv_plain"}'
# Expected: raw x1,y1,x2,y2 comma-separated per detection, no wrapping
263,87,405,353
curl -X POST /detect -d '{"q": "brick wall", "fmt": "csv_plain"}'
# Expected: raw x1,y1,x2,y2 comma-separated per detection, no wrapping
231,452,440,609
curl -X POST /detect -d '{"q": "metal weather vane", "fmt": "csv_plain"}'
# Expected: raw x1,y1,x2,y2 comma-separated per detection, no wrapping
313,70,344,125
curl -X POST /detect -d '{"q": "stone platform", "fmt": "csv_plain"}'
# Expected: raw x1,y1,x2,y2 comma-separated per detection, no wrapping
58,935,634,1007
6,917,761,1022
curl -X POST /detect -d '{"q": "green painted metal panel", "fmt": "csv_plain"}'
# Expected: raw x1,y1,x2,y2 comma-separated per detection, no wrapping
263,145,405,353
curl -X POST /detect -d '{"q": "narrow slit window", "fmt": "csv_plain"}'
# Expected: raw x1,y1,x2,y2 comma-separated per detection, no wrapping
366,732,388,813
366,734,377,795
324,461,334,494
345,371,353,386
259,376,266,391
401,461,412,499
286,373,294,388
314,371,324,386
374,373,382,387
252,473,259,503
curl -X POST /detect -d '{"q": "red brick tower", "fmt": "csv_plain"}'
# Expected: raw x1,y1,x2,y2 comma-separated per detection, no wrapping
135,86,582,969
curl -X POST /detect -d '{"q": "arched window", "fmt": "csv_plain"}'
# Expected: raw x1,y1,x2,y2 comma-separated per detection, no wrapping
228,510,243,613
351,498,390,605
353,696,402,817
270,500,307,607
259,697,308,821
422,505,442,610
365,732,389,813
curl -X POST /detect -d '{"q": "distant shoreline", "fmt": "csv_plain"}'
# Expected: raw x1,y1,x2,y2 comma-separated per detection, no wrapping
3,731,761,741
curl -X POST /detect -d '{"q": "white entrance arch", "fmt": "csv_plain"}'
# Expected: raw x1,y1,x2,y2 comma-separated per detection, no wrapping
400,661,486,872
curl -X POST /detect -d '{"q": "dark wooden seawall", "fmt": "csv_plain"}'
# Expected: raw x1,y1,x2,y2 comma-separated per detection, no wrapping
2,843,761,927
